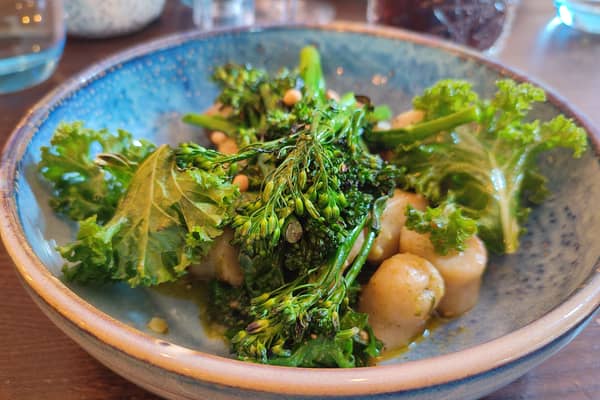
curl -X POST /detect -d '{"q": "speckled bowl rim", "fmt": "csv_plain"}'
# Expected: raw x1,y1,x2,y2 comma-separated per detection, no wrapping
1,22,599,397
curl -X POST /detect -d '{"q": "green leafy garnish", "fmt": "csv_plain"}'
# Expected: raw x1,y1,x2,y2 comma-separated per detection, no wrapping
60,145,238,286
413,79,480,119
368,79,588,253
405,199,478,255
38,122,155,224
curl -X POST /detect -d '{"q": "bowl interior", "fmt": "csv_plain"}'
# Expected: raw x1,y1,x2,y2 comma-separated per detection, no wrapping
15,27,600,363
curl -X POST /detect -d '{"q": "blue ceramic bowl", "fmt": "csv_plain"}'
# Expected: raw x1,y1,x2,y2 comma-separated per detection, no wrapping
1,24,599,399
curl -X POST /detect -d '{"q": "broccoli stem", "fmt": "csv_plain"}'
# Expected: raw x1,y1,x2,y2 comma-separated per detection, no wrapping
333,211,371,280
344,196,387,286
364,106,480,149
232,197,387,364
299,45,325,99
176,133,298,168
182,113,238,136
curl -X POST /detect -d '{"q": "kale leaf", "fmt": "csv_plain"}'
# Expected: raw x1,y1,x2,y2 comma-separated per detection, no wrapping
369,79,588,254
60,145,238,286
39,122,155,224
405,199,478,255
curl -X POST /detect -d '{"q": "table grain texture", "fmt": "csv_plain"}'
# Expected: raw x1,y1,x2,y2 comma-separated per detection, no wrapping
1,1,598,399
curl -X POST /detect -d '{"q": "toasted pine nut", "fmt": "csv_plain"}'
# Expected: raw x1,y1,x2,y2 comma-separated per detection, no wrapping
210,131,227,145
380,150,394,162
218,138,238,155
203,102,221,116
392,110,425,129
283,88,302,106
147,317,168,334
326,89,340,101
232,174,249,192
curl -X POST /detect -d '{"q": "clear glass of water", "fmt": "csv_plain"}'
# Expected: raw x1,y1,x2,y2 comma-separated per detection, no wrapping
555,0,600,34
0,0,65,94
191,0,334,29
193,0,255,30
255,0,334,24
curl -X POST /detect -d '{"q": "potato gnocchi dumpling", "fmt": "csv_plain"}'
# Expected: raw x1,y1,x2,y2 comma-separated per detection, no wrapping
400,229,487,317
360,253,444,349
189,229,244,287
367,190,427,264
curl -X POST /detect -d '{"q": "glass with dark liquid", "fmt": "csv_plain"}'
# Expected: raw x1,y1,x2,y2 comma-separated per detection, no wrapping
367,0,514,52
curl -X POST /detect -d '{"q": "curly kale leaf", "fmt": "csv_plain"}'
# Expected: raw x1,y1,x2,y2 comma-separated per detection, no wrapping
405,199,477,255
382,79,588,254
413,79,480,120
38,122,155,224
60,145,239,287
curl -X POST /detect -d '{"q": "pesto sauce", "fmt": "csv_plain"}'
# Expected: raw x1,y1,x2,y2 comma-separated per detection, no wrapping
151,279,227,340
374,316,446,364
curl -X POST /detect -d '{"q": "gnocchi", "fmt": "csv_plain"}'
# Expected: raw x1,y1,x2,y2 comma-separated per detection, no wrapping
360,253,444,349
189,229,244,287
367,189,427,263
400,229,487,317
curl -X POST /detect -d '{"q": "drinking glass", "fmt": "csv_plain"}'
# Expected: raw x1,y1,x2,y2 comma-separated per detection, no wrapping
554,0,600,34
191,0,334,29
193,0,255,30
255,0,334,24
367,0,518,54
0,0,65,94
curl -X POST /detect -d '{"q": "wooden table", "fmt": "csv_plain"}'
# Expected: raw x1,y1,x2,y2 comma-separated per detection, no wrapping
1,1,598,399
